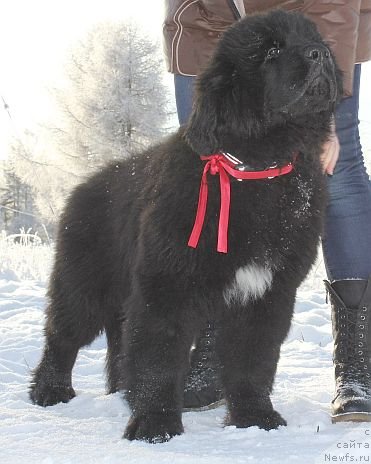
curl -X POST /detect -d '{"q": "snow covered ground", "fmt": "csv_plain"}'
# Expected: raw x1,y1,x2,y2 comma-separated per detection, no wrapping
0,237,370,464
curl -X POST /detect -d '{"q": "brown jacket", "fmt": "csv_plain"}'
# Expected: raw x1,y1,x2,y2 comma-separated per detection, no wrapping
163,0,371,96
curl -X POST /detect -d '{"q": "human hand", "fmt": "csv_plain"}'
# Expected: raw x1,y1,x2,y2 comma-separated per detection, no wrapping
320,122,339,175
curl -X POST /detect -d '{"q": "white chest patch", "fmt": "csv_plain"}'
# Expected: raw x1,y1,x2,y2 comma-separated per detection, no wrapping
224,264,273,306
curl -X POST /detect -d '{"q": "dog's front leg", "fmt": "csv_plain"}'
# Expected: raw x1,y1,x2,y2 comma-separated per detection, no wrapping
218,281,296,430
121,292,196,443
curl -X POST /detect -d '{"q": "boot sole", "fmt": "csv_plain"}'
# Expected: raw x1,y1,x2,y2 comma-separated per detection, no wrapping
183,398,226,412
331,412,371,423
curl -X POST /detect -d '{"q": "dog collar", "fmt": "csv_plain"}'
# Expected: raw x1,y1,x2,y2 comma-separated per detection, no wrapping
188,152,295,253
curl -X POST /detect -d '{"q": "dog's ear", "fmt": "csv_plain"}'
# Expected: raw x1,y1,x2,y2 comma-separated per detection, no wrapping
184,56,263,154
184,61,233,154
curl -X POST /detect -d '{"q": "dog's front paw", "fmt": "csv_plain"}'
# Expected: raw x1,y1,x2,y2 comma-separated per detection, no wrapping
226,409,287,431
123,412,184,443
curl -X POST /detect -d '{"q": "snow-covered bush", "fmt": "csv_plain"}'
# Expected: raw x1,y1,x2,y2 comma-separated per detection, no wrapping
0,229,53,281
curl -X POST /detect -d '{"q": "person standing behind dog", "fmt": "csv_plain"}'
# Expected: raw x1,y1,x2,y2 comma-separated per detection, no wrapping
163,0,371,422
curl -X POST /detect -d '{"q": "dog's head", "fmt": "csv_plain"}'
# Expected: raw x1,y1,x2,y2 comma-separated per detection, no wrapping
185,10,342,154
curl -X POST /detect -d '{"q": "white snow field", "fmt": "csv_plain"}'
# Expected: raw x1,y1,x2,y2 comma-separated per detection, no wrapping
0,235,370,464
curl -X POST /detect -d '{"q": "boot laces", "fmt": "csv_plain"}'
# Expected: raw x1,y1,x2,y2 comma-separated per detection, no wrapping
335,305,370,391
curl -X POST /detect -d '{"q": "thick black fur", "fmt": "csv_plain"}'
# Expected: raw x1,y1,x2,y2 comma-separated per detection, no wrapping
30,10,342,443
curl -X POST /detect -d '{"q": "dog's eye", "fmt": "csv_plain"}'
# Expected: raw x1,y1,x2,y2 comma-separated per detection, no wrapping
267,47,281,59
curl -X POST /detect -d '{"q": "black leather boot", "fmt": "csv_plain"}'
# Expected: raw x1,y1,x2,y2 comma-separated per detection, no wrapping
183,322,225,411
325,278,371,423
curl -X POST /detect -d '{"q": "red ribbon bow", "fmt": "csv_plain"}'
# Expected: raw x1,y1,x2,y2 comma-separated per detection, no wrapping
188,153,295,253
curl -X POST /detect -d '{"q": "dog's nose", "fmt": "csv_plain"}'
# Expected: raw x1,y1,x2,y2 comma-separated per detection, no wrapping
304,45,330,63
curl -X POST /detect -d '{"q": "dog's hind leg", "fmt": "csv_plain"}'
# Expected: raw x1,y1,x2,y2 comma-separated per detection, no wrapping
105,316,124,394
29,293,105,407
218,275,296,430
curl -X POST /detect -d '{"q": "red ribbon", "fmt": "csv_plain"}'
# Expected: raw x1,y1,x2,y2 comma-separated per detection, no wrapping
188,153,295,253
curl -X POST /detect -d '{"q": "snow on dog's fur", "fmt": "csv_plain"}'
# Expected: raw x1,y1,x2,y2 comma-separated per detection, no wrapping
30,10,342,443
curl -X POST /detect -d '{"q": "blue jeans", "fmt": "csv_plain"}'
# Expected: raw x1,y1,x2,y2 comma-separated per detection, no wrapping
323,65,371,280
174,67,371,280
174,74,195,126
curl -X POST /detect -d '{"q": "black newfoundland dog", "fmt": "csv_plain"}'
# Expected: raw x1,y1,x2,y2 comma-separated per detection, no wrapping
30,10,341,443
